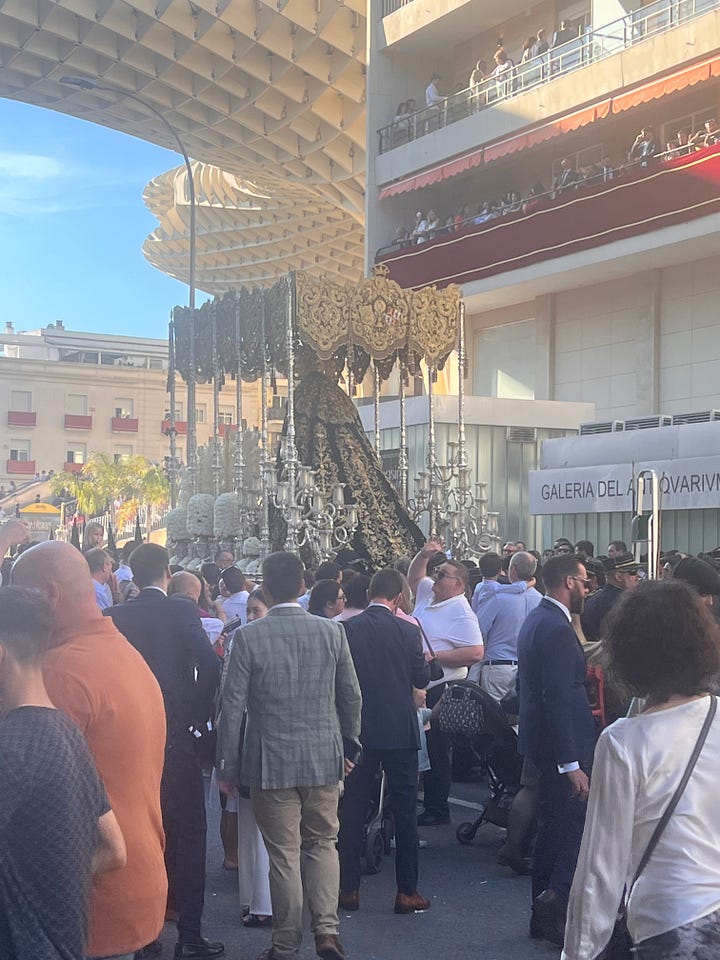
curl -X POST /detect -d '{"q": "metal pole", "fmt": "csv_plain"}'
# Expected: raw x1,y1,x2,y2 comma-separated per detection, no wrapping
373,361,381,459
283,275,299,552
399,360,409,503
456,301,469,548
59,77,198,492
233,292,244,499
211,302,222,497
167,315,178,508
259,296,271,559
428,363,437,537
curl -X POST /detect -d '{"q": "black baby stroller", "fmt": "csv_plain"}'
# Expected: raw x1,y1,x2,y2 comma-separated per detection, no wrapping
436,679,522,845
338,765,394,874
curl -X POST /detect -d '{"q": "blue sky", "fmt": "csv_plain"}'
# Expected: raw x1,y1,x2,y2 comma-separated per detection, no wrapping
0,98,195,340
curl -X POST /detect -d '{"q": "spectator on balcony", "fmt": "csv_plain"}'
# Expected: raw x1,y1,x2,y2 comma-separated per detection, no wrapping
425,74,442,109
469,58,488,110
474,201,500,225
491,48,513,91
601,155,616,181
554,158,578,195
520,36,537,63
391,101,412,144
454,204,472,231
411,211,429,244
628,125,657,165
502,191,522,214
667,129,691,157
552,19,575,47
532,28,549,57
425,209,441,239
694,118,720,148
425,74,444,131
522,181,547,215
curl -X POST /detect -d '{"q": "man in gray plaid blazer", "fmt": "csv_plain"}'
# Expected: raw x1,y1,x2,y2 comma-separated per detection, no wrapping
217,551,362,960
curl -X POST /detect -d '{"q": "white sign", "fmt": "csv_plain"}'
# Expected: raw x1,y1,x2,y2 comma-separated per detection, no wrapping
529,456,720,515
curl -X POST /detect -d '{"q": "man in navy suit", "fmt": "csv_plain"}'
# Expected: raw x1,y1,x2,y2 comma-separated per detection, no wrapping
106,544,223,960
517,554,596,947
338,568,431,915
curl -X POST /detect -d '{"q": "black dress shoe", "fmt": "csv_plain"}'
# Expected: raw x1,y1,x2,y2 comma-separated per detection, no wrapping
417,810,450,826
173,938,225,959
531,889,567,947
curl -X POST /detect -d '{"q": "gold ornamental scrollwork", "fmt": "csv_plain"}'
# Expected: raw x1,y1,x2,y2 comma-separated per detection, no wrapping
295,271,350,360
407,283,462,365
349,271,411,361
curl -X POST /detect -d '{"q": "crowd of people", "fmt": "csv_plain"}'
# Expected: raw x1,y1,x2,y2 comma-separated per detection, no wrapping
385,117,720,252
0,513,719,960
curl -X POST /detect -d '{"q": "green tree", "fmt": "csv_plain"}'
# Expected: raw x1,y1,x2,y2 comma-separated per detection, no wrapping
51,454,169,519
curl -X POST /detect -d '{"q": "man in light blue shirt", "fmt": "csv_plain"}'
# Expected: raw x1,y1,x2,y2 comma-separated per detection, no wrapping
86,548,115,612
471,552,542,701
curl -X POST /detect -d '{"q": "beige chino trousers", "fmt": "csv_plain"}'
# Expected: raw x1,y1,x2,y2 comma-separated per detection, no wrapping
252,784,341,958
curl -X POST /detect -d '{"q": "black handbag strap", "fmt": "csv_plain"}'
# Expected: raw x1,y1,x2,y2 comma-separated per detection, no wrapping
414,618,437,659
629,695,716,893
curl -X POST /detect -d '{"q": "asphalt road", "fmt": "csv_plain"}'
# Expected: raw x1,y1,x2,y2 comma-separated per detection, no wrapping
154,778,561,960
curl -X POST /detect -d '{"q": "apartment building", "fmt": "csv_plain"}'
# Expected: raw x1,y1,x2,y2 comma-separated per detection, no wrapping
0,322,267,483
366,0,720,550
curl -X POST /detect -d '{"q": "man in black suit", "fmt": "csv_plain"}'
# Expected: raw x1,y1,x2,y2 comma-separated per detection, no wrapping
517,554,596,947
106,544,223,960
338,568,431,915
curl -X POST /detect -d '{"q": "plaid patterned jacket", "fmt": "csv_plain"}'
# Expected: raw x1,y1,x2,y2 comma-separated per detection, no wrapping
216,605,362,789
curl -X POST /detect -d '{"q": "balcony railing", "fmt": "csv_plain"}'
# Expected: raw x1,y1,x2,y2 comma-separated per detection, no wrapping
111,416,138,432
378,0,719,154
7,459,35,475
375,145,720,289
64,414,92,430
161,419,188,435
7,411,36,427
64,461,84,473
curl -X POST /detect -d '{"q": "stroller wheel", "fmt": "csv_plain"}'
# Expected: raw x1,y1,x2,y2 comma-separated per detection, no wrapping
363,828,385,875
456,821,478,845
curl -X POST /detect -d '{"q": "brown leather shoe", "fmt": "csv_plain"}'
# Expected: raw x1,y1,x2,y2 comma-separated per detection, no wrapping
338,890,359,911
394,891,431,914
315,934,347,960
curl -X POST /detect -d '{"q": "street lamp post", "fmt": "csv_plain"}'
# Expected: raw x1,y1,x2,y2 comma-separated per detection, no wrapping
59,75,198,494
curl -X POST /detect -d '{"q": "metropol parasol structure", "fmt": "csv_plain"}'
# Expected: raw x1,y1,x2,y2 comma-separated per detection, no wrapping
0,0,366,287
0,0,494,564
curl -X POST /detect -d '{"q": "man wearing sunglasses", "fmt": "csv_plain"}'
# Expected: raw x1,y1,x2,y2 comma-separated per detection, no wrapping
517,554,596,948
408,540,484,826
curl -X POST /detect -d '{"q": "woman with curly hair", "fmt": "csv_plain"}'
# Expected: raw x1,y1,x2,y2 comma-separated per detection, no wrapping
562,579,720,960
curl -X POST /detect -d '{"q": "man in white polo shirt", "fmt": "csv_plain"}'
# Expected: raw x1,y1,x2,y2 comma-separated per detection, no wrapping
408,540,484,825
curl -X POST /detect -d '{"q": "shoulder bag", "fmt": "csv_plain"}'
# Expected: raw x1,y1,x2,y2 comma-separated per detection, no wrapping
415,620,444,683
604,695,717,960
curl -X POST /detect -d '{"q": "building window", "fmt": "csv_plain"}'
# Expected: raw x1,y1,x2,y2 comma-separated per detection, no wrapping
149,358,163,370
114,445,133,463
474,318,537,400
67,394,88,416
218,406,234,426
164,402,183,421
195,405,207,424
10,390,32,412
661,106,716,149
114,398,134,418
9,440,31,461
66,445,87,465
552,143,603,183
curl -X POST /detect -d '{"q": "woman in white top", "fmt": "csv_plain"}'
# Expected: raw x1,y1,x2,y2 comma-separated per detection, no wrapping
562,579,720,960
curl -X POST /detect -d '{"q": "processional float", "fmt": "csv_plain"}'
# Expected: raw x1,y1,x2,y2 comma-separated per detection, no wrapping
165,267,499,570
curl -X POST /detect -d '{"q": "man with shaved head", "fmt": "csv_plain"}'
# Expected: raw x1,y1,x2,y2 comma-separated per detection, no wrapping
12,541,168,960
171,571,203,605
